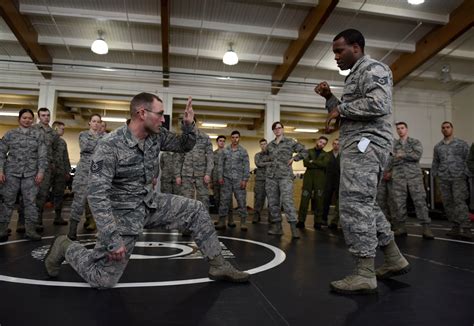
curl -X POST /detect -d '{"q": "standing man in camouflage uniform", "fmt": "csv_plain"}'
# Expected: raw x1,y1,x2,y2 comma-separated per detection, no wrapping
51,121,71,225
253,139,271,224
315,29,410,294
296,136,329,229
175,124,213,209
432,121,472,240
0,109,46,241
322,138,340,230
216,131,250,231
266,122,307,239
45,93,249,287
211,135,227,217
32,107,59,230
160,151,178,194
391,122,434,239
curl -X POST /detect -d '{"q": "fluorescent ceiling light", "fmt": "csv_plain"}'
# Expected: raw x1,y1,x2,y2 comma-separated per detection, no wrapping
223,43,238,65
294,128,319,133
202,122,227,128
407,0,424,5
0,112,19,117
91,30,109,55
207,134,219,139
101,117,127,122
339,68,350,76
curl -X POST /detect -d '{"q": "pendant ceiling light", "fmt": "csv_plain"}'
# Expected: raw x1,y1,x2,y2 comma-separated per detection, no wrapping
407,0,424,5
91,30,109,55
223,43,238,65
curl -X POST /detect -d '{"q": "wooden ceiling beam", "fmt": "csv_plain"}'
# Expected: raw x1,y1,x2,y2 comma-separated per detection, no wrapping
271,0,338,95
391,0,474,85
160,0,170,87
0,0,52,79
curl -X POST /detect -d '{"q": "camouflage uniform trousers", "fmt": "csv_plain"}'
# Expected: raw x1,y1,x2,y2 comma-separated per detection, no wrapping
65,193,222,289
70,180,91,223
0,175,38,225
160,178,176,195
218,178,247,219
181,176,210,210
253,179,266,219
339,142,393,258
376,178,397,224
438,177,471,228
212,182,232,217
36,168,52,213
392,176,430,225
51,170,67,211
265,177,297,223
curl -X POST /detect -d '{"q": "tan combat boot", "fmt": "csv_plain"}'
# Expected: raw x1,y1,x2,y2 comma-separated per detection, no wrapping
44,235,73,277
208,255,250,283
376,240,411,279
227,215,236,228
446,225,461,237
25,223,42,241
330,257,377,294
215,217,226,230
268,222,283,235
290,222,300,239
422,225,434,240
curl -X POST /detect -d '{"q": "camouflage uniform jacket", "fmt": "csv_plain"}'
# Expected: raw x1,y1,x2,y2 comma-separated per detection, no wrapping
218,144,250,181
391,137,424,179
432,137,470,180
32,123,59,167
73,130,102,189
176,129,213,177
325,55,393,150
0,127,48,177
87,123,196,251
254,150,271,181
160,151,177,182
212,148,223,183
266,136,307,179
54,137,71,174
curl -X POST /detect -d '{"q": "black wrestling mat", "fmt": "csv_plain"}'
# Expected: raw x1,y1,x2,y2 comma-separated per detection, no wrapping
0,213,473,326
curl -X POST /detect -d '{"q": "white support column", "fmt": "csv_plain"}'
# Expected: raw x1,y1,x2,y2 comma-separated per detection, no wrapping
160,91,173,131
38,83,57,124
264,99,280,142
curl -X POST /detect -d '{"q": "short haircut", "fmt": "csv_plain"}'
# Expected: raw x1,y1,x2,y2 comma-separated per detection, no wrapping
259,138,267,143
37,107,50,115
334,138,339,141
318,136,328,142
395,121,408,128
441,121,453,128
101,121,107,127
216,135,226,142
89,114,101,122
272,121,283,130
231,130,240,137
52,121,65,128
19,108,34,119
333,29,365,52
130,92,162,116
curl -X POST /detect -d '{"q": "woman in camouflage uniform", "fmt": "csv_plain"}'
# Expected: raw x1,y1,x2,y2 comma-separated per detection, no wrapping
68,114,102,240
0,109,47,241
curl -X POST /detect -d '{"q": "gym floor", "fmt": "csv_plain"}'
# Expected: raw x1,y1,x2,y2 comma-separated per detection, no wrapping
0,207,473,326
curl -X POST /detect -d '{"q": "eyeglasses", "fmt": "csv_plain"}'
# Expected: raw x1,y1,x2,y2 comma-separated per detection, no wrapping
144,109,164,117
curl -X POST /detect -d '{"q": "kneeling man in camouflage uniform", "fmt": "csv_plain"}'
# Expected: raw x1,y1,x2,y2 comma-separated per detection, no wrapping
45,93,249,288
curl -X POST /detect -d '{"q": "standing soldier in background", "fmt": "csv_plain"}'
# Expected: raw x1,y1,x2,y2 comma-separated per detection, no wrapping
99,121,108,135
266,122,307,239
322,138,340,230
175,123,213,209
160,151,178,194
296,136,329,230
0,109,46,241
216,131,250,231
51,121,71,225
316,29,410,294
20,107,59,231
432,121,472,240
68,114,103,240
211,136,233,222
253,139,271,224
391,122,434,239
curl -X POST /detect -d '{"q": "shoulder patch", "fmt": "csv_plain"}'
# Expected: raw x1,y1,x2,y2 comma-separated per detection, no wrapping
90,160,104,174
372,76,388,85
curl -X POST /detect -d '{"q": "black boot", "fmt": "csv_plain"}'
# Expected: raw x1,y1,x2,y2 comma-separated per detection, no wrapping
68,220,79,241
53,209,68,225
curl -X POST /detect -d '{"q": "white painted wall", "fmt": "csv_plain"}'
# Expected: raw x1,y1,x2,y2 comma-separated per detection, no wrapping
452,84,474,144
